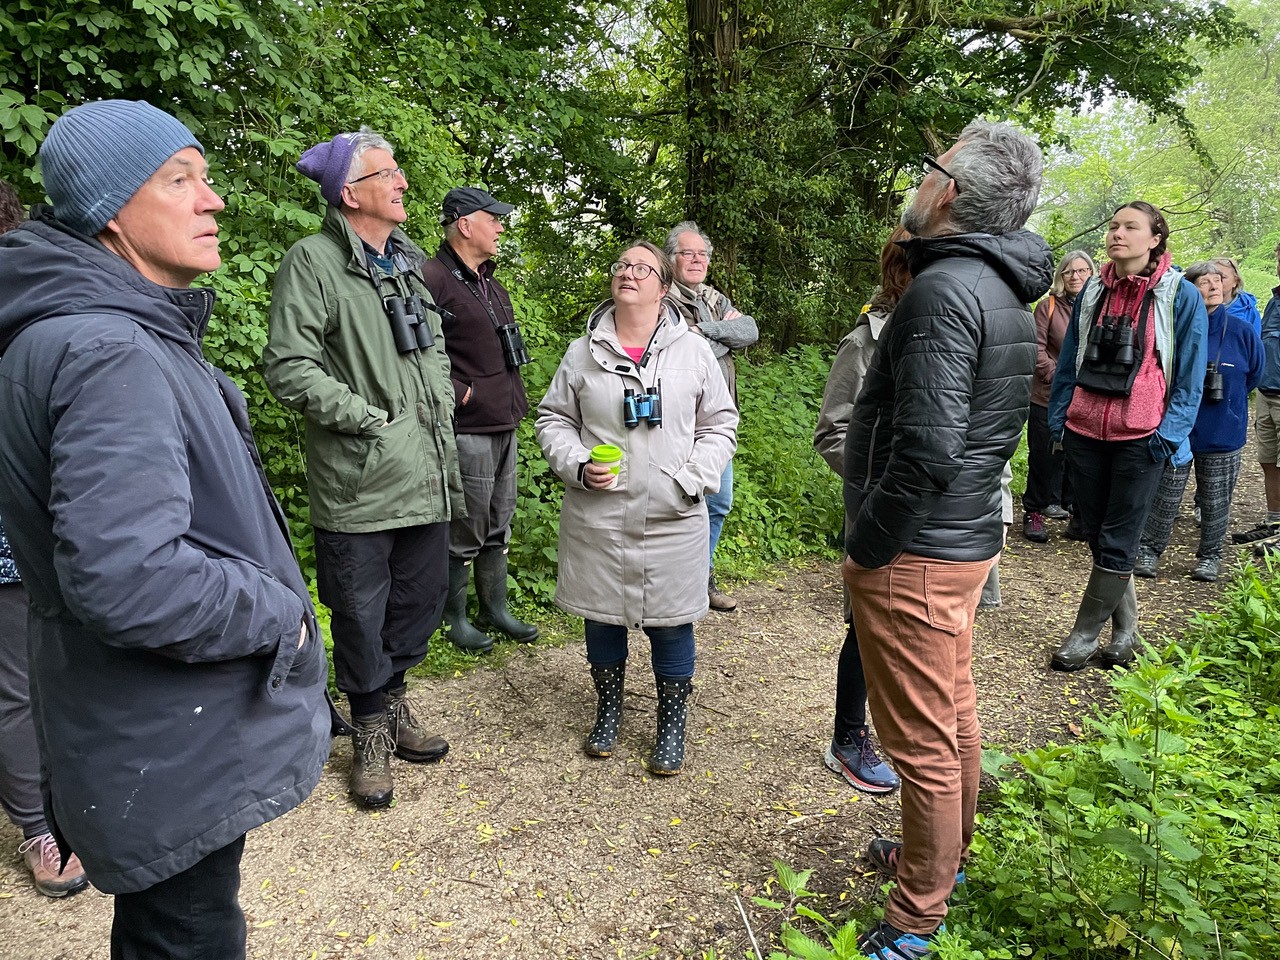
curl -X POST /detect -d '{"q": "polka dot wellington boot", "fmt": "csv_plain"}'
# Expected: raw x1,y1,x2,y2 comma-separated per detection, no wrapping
647,676,692,776
585,662,626,757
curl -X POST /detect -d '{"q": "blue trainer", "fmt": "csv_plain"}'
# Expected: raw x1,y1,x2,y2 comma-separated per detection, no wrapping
857,920,939,959
824,726,900,794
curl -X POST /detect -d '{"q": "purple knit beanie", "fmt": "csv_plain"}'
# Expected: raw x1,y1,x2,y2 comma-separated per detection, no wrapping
297,133,358,206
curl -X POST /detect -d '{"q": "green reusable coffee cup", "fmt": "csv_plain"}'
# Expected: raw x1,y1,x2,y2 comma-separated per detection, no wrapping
589,444,623,488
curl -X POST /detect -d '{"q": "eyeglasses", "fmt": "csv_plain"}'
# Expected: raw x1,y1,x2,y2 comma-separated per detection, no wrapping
347,166,405,186
1063,267,1093,277
675,249,710,262
921,155,961,193
610,260,657,280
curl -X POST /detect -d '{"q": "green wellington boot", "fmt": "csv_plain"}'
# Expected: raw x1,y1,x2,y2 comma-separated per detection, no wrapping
473,547,539,643
1051,565,1130,671
444,556,494,653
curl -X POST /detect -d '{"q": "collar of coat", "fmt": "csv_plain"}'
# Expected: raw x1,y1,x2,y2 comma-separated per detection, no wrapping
322,204,426,278
586,299,688,370
436,240,496,284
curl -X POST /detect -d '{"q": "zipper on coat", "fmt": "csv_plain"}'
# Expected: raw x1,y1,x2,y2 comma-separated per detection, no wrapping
862,411,882,492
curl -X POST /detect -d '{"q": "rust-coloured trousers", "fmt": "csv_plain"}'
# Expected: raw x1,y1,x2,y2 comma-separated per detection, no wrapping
844,551,994,934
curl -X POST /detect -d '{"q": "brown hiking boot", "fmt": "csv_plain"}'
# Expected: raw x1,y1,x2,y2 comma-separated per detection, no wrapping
19,833,89,898
385,684,449,763
708,570,737,612
350,713,395,809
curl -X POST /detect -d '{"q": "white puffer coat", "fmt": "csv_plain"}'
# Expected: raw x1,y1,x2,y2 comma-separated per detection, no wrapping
536,300,738,628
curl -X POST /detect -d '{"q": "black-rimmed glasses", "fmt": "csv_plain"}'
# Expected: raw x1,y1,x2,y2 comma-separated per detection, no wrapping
922,155,961,192
610,260,657,280
347,166,405,186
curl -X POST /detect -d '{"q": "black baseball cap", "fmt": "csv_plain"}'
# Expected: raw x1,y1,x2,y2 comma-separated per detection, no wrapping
440,186,514,224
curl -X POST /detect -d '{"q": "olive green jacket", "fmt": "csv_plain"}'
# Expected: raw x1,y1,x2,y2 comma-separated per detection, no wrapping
265,206,465,533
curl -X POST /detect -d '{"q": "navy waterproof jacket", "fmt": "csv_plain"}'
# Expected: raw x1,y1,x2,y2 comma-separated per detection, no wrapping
0,211,330,894
843,231,1053,568
1258,287,1280,394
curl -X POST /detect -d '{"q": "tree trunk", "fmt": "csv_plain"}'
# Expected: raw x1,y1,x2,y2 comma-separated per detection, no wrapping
684,0,744,281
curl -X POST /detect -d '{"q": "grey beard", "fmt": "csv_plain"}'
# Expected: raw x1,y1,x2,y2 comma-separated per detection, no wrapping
901,202,929,236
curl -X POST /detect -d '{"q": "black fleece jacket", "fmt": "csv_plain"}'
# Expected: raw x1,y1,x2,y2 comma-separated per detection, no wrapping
421,242,529,433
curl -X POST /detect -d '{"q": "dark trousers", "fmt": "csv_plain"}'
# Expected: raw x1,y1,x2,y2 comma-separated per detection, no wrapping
833,622,869,735
111,835,246,960
1065,430,1165,572
0,583,45,839
1023,402,1069,513
584,620,695,678
315,523,449,695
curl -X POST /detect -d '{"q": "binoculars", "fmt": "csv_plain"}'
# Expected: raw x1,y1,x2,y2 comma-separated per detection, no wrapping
385,295,436,354
497,322,532,369
623,385,663,428
1083,314,1135,368
1204,362,1225,403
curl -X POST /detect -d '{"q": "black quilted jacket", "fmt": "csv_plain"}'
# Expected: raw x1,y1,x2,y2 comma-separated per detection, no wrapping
843,230,1053,568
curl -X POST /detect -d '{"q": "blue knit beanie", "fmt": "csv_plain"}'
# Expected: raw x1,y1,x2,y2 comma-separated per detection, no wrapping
39,100,203,237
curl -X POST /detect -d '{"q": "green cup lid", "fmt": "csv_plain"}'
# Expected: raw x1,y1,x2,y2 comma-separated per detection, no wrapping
590,444,623,462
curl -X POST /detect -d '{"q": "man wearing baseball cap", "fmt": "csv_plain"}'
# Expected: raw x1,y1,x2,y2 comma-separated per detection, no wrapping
0,99,329,957
422,187,539,652
265,128,464,809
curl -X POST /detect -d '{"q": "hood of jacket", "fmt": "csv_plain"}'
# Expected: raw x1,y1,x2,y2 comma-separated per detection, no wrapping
900,230,1055,305
0,207,213,357
585,298,690,363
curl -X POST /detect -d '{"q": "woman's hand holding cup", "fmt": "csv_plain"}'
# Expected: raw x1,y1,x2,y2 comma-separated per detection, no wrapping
588,444,623,489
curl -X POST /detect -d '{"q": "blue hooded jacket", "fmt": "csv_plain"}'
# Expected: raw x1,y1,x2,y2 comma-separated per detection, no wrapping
1190,305,1263,454
1258,287,1280,393
1225,290,1262,337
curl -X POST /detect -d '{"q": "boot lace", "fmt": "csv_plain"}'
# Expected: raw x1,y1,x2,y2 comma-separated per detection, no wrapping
356,722,395,770
387,694,420,741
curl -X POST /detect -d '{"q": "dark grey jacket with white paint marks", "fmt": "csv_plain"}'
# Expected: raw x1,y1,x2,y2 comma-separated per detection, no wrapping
0,212,330,894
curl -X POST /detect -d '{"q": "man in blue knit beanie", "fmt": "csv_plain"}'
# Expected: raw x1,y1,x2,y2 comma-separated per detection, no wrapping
0,100,329,959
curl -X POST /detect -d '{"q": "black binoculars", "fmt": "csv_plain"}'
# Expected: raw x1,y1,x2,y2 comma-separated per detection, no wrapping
497,322,532,368
623,385,663,428
1083,314,1135,368
385,295,436,354
1204,362,1225,403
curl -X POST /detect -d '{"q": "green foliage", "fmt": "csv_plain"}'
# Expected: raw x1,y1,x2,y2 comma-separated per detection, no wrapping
1038,0,1280,270
719,346,845,574
940,561,1280,959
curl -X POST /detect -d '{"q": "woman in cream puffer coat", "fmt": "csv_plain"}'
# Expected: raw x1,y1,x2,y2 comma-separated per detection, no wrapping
537,240,736,775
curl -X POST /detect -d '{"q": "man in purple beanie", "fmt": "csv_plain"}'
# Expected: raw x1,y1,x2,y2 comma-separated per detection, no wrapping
265,127,464,809
0,100,329,958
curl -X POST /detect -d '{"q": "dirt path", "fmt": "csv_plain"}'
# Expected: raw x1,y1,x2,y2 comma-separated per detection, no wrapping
0,463,1254,960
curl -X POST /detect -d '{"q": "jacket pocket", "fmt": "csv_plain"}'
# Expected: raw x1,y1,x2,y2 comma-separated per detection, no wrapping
653,466,705,522
334,433,376,502
353,413,423,504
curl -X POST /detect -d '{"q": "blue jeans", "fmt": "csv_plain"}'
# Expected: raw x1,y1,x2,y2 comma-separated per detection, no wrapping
706,460,734,566
584,620,695,678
